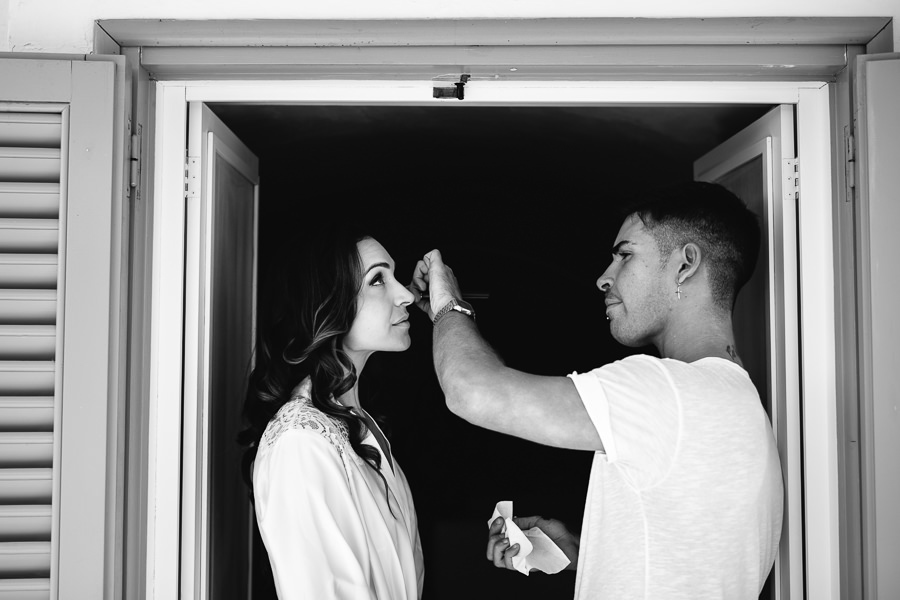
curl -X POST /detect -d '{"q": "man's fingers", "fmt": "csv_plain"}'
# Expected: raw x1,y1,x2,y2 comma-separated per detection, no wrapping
412,259,429,287
513,516,542,530
491,538,509,567
485,533,500,561
489,516,505,535
504,543,520,570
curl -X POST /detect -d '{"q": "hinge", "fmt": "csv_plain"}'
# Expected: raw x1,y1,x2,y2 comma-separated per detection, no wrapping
129,123,142,200
845,127,856,200
185,154,200,199
784,158,799,203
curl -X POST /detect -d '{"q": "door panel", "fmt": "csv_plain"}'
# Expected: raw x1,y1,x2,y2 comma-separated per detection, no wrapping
855,53,900,600
183,103,259,600
694,105,801,599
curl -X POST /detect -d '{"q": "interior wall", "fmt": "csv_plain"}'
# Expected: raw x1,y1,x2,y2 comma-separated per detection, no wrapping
1,0,898,54
211,103,772,599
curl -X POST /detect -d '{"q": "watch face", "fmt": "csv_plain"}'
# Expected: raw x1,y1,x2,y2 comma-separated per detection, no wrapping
453,300,475,315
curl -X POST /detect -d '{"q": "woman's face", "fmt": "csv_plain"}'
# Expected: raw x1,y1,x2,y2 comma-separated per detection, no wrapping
343,238,415,363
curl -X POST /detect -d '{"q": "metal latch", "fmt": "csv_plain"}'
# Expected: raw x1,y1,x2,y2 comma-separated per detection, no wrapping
433,74,471,100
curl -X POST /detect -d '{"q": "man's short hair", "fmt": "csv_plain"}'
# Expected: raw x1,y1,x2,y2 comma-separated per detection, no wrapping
623,181,761,311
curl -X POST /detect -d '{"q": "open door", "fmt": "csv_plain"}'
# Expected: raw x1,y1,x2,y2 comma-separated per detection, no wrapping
855,53,900,600
182,102,259,600
694,105,802,599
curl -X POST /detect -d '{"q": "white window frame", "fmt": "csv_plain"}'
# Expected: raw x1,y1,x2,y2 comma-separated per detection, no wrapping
147,78,837,600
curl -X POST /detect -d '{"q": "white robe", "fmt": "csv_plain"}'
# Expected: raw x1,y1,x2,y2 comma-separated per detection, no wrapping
253,379,424,600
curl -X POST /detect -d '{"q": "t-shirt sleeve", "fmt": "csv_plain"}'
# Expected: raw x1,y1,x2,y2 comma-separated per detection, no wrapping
568,355,679,489
254,429,377,600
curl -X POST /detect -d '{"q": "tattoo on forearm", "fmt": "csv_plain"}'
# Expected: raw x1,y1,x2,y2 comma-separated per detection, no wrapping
726,345,739,362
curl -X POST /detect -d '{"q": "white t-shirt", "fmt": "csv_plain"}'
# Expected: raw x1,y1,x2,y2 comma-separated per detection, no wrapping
253,379,424,600
568,355,783,599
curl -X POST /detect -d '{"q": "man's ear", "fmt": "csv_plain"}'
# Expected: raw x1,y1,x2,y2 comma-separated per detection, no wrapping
677,243,702,284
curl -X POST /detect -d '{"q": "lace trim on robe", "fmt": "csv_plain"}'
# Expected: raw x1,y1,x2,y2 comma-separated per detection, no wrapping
258,382,356,465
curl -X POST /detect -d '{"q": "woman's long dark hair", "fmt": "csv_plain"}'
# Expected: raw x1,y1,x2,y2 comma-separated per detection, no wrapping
238,224,388,496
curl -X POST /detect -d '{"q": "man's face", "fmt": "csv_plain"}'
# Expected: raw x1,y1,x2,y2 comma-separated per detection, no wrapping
596,214,673,348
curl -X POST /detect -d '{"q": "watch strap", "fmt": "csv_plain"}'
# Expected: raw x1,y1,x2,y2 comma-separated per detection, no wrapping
433,298,475,325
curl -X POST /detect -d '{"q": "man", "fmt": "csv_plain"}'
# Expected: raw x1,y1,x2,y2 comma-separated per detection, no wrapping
411,182,783,599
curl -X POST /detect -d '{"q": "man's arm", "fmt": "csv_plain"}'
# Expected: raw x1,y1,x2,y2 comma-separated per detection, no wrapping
413,250,603,452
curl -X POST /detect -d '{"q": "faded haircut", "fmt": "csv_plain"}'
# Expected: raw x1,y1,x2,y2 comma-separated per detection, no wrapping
621,181,761,311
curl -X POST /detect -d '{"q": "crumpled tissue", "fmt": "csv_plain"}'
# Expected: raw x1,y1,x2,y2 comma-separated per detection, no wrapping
487,500,570,576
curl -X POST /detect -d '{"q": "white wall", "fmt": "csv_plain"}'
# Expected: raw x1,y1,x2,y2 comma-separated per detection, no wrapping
1,0,897,54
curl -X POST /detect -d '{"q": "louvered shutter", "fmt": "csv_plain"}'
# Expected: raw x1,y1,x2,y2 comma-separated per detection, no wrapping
0,112,60,600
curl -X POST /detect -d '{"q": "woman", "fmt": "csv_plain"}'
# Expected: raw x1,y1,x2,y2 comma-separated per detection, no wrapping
239,226,423,599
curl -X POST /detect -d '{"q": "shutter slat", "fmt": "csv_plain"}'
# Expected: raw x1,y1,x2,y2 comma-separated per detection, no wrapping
0,398,53,432
0,326,56,361
0,109,61,596
0,220,58,254
0,290,56,325
0,149,61,184
0,543,50,578
0,578,50,600
0,113,61,148
0,469,52,504
0,183,60,219
0,362,54,396
0,255,57,289
0,433,53,468
0,507,51,542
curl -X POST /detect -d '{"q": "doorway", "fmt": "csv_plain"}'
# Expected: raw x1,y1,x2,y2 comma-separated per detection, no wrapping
203,102,779,599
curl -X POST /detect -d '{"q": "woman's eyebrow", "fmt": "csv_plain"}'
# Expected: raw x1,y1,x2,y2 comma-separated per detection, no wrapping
364,261,392,274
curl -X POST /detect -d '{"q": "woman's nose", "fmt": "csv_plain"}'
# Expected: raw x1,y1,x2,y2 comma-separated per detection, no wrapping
396,282,415,306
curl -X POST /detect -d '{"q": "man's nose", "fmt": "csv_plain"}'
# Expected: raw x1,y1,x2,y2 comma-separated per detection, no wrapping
597,271,613,292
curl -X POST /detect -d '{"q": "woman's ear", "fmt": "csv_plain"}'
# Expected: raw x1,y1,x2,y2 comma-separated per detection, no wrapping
677,243,702,284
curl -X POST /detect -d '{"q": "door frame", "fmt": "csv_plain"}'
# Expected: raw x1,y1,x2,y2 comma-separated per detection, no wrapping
146,79,833,600
98,16,891,600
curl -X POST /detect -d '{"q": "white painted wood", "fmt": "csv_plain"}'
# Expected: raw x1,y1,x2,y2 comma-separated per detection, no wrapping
0,398,54,431
55,58,122,600
694,105,801,600
175,79,819,104
0,578,50,600
0,61,72,103
0,183,60,218
855,53,900,600
138,44,849,81
796,84,840,600
181,102,258,600
99,17,891,47
0,469,52,504
146,83,188,600
0,57,125,600
0,290,56,325
0,506,51,541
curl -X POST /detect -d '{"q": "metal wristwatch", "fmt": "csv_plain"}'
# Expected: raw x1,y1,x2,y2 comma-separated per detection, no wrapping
432,297,476,325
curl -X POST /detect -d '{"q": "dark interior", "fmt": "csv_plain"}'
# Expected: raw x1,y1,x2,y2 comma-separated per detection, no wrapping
209,103,773,599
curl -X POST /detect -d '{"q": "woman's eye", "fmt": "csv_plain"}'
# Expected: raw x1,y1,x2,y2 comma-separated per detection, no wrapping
370,273,385,286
